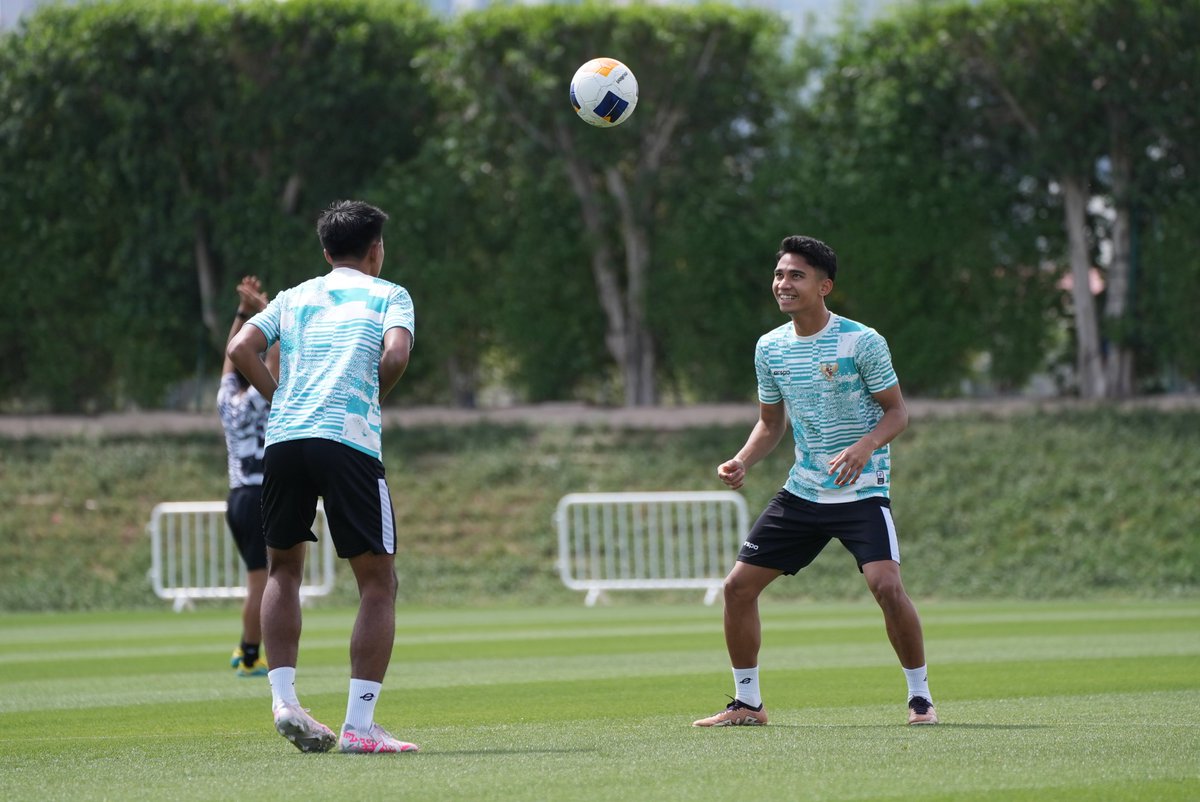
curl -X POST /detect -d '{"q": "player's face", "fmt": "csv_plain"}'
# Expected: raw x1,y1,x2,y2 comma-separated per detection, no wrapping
773,253,830,314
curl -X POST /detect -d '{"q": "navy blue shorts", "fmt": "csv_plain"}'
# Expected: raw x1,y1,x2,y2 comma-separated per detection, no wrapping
262,438,397,559
738,489,898,574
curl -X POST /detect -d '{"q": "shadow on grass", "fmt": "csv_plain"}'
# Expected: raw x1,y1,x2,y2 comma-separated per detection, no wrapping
407,747,599,757
760,723,1051,730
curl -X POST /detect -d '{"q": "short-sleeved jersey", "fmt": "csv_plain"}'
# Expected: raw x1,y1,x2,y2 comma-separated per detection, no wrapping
247,267,415,461
216,372,270,489
755,314,899,503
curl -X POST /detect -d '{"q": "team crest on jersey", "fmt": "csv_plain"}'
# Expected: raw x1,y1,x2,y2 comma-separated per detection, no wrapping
819,362,839,380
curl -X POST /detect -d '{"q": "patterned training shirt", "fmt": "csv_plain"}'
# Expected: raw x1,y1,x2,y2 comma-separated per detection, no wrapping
216,373,270,489
248,267,415,461
755,314,899,503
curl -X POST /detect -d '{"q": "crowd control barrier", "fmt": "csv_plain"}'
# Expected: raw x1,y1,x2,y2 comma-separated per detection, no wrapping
148,501,335,611
555,491,748,606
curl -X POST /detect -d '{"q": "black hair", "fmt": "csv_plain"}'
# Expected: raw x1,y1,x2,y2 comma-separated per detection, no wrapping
317,200,389,260
776,235,837,281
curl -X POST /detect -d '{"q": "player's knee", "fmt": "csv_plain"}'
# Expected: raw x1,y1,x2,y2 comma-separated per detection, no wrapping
266,554,305,585
723,575,758,605
868,576,906,608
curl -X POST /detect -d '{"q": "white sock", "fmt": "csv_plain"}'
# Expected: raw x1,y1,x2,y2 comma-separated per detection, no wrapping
903,665,931,703
345,678,382,731
268,667,299,708
733,666,762,708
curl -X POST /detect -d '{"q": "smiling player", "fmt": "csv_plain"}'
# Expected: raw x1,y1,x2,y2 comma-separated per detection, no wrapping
693,235,937,728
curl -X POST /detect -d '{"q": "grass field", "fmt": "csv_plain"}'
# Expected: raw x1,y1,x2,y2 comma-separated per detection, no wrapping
1,599,1197,801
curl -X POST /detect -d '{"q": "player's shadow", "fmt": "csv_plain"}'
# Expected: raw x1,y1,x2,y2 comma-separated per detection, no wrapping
411,747,598,757
764,723,1049,730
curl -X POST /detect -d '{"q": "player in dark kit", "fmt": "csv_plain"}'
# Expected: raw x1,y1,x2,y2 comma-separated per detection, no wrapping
217,276,278,678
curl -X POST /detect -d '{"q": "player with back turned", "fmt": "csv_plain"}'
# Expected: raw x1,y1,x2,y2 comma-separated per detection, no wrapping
228,199,419,753
693,235,937,728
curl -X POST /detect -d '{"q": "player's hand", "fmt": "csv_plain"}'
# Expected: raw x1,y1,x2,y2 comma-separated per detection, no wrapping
717,458,746,490
236,275,269,314
828,442,871,486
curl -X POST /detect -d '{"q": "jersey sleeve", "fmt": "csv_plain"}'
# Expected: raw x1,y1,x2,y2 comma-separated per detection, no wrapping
755,340,782,404
383,286,415,345
854,330,899,394
247,295,283,347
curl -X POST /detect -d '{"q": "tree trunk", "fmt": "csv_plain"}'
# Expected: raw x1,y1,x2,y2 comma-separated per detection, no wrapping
194,215,220,348
606,167,657,406
1062,174,1106,398
559,129,655,405
280,173,303,214
1103,112,1135,397
445,353,478,409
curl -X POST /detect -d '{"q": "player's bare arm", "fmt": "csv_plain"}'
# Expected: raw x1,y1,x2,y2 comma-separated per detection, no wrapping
718,401,788,490
828,384,909,486
221,276,269,377
378,326,412,400
227,324,278,403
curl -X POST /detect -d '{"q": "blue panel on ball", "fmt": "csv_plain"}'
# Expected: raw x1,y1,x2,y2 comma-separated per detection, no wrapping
570,86,581,112
593,91,629,122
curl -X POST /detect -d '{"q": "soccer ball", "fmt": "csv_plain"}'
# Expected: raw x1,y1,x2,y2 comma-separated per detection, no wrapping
569,57,638,128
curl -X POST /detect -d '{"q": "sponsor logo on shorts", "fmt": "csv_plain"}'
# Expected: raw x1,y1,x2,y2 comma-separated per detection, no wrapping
742,541,759,551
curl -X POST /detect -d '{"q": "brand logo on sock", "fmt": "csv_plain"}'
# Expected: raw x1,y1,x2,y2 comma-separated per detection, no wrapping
359,692,375,701
738,677,752,684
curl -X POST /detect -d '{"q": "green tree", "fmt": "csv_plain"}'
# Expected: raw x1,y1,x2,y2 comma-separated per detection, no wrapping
0,0,440,410
937,0,1200,396
439,3,787,405
783,2,1060,394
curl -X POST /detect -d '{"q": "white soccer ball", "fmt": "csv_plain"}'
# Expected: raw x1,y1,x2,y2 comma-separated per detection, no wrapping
569,57,638,128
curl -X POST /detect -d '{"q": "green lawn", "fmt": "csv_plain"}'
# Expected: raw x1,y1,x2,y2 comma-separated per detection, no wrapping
1,599,1197,801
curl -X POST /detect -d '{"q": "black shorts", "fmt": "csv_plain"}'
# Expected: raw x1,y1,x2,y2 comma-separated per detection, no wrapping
226,485,267,571
262,438,397,559
738,489,898,575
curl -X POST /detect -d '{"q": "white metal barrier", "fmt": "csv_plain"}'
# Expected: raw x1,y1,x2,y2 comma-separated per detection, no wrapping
555,491,748,606
148,501,336,611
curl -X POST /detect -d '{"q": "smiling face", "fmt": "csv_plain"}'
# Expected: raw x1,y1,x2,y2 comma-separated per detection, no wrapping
773,252,832,317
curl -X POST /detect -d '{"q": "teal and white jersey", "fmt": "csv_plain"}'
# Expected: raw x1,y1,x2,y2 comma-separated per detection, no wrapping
248,267,414,461
755,314,898,503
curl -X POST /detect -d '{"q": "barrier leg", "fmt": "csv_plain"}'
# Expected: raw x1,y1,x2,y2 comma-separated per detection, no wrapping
584,588,611,607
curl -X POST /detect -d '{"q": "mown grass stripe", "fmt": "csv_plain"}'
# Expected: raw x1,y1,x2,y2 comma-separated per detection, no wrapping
0,601,1196,802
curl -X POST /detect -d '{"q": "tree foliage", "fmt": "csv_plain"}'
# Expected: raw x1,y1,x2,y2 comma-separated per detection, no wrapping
0,0,440,410
839,0,1199,397
432,3,787,405
1,0,1196,411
